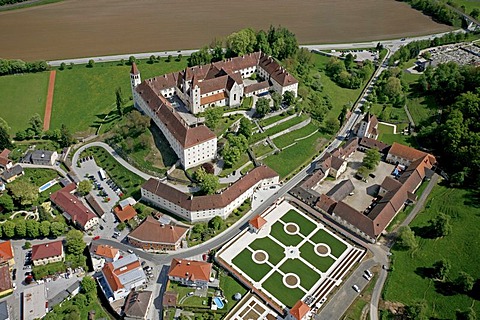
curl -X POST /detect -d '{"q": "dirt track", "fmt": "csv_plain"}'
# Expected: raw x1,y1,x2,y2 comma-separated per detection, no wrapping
0,0,452,60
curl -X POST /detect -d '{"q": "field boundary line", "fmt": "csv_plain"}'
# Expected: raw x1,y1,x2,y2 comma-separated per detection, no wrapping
43,70,56,131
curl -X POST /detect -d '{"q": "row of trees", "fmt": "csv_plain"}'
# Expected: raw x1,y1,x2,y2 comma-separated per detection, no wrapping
0,58,49,76
0,219,66,239
325,54,374,89
188,25,298,67
399,0,462,26
371,67,406,108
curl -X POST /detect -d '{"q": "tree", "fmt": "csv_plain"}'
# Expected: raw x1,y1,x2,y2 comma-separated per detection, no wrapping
188,47,212,66
283,91,296,106
8,181,38,206
59,124,73,148
39,221,51,237
87,59,95,68
73,293,87,308
208,216,224,231
128,56,136,65
26,220,40,238
405,300,428,320
338,104,349,124
255,97,270,117
0,125,13,150
455,272,474,293
226,28,257,56
470,8,480,19
167,55,173,62
222,144,241,167
29,113,43,135
0,194,14,212
148,55,155,64
177,54,182,61
50,221,65,237
115,87,124,116
204,108,223,130
117,222,126,231
271,92,282,110
81,276,96,296
0,117,10,132
77,180,92,196
238,117,252,138
15,220,26,237
323,117,340,135
432,259,450,281
24,241,31,249
59,62,66,70
344,53,355,70
457,308,477,320
65,229,86,255
199,173,219,195
430,212,452,238
396,226,417,250
2,221,15,238
362,148,381,170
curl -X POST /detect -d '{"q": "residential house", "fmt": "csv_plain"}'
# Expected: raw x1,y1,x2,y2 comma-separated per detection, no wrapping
141,166,278,222
85,194,105,218
358,137,390,153
31,240,64,266
162,292,177,309
127,216,189,252
0,241,14,270
355,113,379,139
288,300,311,320
123,290,153,320
89,244,120,270
113,204,137,223
48,281,81,310
386,142,433,166
50,183,99,231
1,164,23,183
0,149,12,171
249,215,267,233
0,264,12,297
168,259,212,287
24,150,58,166
22,283,47,320
99,254,147,302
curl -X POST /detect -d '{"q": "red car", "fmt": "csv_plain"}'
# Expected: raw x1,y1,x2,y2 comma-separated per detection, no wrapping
93,236,100,240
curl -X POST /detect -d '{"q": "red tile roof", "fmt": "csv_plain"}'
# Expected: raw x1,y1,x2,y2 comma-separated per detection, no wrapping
168,259,212,282
249,215,267,230
0,241,13,263
128,216,188,245
31,240,63,261
388,142,429,163
91,244,119,259
113,204,137,222
102,259,142,292
290,300,310,320
0,149,11,167
0,264,12,293
200,91,228,105
142,166,277,211
50,184,97,229
130,62,139,75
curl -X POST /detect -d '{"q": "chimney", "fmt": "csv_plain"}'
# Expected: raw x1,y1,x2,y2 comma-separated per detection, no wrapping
187,262,190,265
170,226,174,229
41,153,45,158
45,244,48,247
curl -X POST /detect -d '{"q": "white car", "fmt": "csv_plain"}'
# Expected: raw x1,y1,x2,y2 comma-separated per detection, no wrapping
365,269,373,278
352,284,360,293
363,274,371,281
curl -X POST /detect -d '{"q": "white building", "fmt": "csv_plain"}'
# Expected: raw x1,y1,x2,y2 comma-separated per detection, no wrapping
99,254,147,302
23,284,47,320
141,166,279,222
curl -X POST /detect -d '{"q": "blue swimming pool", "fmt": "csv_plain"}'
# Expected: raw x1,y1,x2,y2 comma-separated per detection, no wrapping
213,297,224,309
38,179,58,192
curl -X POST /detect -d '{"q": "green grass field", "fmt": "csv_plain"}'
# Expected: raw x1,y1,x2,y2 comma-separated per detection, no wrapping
263,131,324,178
251,143,273,158
383,185,480,318
0,72,49,134
270,221,303,246
259,112,291,128
447,0,480,13
273,123,319,149
300,242,336,272
310,229,347,258
281,209,317,236
249,237,285,265
250,114,309,144
51,58,188,135
232,249,271,282
262,272,304,308
279,259,321,288
377,123,416,147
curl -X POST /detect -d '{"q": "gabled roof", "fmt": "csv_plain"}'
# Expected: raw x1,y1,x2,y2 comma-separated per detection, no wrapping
142,166,278,211
326,179,354,202
315,194,337,213
50,184,97,228
249,215,267,229
333,201,376,238
90,244,119,259
31,240,63,261
388,142,430,162
290,300,310,320
113,204,137,222
102,254,143,292
128,216,189,245
359,137,390,153
0,241,13,263
0,149,11,167
124,290,153,318
1,164,23,180
330,156,345,171
380,176,402,192
130,62,139,75
0,264,12,295
168,259,212,282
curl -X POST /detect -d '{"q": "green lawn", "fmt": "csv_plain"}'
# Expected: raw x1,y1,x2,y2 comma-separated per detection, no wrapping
48,293,112,320
273,123,320,149
383,185,480,318
231,249,271,282
300,242,336,272
219,152,250,178
251,143,273,158
17,168,59,187
79,146,145,198
250,114,309,144
216,114,242,137
219,271,248,311
249,237,285,265
263,131,324,178
447,0,480,13
377,123,416,147
270,221,303,246
280,209,317,236
262,271,304,308
51,58,188,135
279,259,321,288
0,72,49,134
259,112,291,128
370,103,409,124
310,229,347,258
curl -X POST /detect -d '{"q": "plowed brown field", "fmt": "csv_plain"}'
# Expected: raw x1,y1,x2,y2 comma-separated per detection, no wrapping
0,0,452,60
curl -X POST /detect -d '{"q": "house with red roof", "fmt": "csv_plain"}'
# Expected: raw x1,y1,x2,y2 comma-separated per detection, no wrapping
113,204,137,222
0,149,12,171
89,244,120,271
0,241,14,270
288,300,311,320
31,240,64,266
249,215,267,233
168,259,212,288
50,183,99,231
127,216,188,252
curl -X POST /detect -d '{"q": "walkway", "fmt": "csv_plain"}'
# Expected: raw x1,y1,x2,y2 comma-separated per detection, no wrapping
43,70,56,131
269,117,311,140
262,113,297,130
404,105,415,128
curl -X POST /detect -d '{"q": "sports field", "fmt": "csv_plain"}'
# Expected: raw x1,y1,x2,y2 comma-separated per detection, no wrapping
218,201,356,309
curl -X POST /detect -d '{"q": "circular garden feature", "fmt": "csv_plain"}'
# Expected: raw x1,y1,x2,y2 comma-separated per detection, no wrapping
314,243,331,257
252,250,269,264
284,222,299,235
283,273,301,288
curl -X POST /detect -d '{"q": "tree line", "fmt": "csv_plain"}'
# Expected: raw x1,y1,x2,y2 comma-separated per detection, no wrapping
0,58,49,76
325,53,374,89
398,0,462,26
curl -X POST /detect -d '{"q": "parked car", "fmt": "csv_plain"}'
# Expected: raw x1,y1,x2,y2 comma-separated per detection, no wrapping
127,249,134,254
352,284,360,293
93,236,100,240
365,269,373,278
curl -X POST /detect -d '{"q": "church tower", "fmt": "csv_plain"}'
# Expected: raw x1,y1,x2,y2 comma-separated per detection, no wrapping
130,62,141,109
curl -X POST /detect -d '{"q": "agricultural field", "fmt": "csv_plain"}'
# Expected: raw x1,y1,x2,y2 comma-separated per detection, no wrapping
218,201,357,309
0,0,452,60
383,185,480,319
0,72,49,134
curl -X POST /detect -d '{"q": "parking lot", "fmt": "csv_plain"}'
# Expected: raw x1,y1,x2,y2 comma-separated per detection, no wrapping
313,151,394,211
